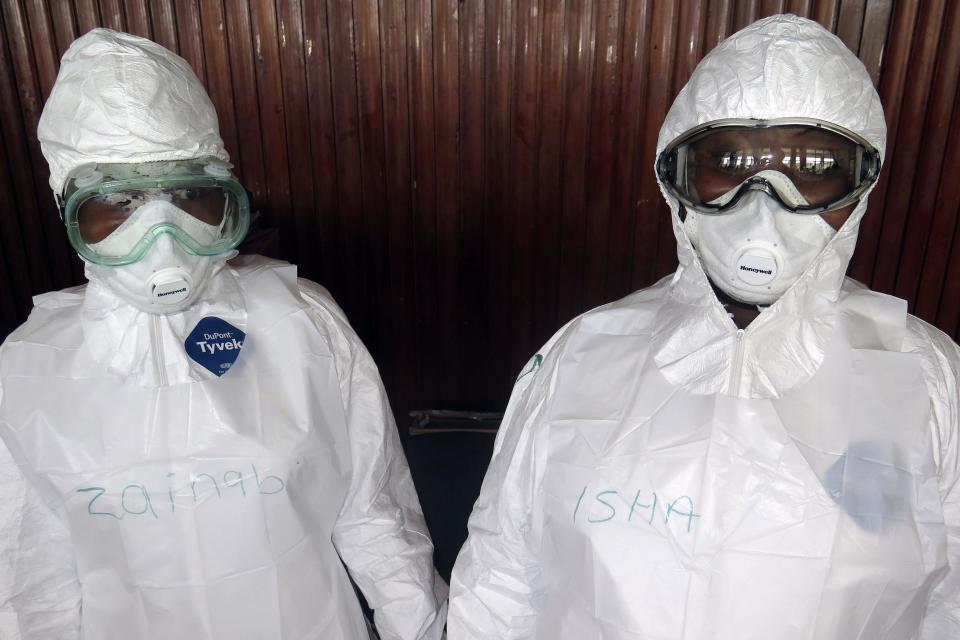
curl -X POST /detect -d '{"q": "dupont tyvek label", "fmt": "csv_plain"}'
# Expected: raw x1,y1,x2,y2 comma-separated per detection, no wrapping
185,317,246,377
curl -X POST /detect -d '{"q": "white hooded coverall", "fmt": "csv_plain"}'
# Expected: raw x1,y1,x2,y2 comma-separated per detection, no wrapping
0,29,445,640
448,15,960,640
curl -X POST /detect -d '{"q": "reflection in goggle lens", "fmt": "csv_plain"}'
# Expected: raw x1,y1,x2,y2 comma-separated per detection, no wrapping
78,187,229,244
657,120,880,214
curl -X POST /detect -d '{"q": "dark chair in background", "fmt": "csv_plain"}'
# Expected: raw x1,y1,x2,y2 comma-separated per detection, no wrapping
356,410,500,637
403,410,501,583
0,321,16,346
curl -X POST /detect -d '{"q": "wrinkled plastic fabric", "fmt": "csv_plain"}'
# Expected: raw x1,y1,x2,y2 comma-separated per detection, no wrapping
8,26,446,640
448,15,960,639
38,28,229,196
0,256,447,640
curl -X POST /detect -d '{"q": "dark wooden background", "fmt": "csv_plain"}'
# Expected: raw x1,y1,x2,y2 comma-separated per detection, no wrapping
1,0,958,426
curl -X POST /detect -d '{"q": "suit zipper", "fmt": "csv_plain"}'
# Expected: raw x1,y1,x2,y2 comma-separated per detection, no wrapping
730,329,745,396
151,314,167,386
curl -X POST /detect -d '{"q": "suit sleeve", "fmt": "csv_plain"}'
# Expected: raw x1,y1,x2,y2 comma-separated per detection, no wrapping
447,345,558,639
914,321,960,639
299,281,446,640
0,379,82,639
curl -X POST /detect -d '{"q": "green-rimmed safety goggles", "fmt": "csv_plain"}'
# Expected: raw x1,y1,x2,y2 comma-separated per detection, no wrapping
58,157,250,266
657,118,881,215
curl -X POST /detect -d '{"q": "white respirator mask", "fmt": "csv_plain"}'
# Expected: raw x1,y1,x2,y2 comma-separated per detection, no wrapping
683,190,837,305
84,201,233,313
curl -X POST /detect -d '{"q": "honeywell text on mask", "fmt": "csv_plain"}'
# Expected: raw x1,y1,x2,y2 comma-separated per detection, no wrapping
740,265,773,275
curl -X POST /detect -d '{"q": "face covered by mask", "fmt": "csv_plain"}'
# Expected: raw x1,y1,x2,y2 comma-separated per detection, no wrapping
683,191,838,305
83,202,233,314
657,118,880,306
60,158,250,314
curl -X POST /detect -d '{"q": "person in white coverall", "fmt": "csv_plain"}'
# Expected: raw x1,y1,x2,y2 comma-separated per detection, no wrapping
448,14,960,640
0,29,446,640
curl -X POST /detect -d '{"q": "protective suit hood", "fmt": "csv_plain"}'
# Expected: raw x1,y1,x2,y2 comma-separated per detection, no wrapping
38,28,234,313
38,28,229,196
652,14,888,397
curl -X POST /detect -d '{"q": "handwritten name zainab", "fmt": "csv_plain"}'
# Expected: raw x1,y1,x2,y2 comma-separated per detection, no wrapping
77,464,286,521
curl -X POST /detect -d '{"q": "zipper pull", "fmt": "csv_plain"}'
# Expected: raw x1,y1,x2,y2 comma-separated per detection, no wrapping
730,329,746,396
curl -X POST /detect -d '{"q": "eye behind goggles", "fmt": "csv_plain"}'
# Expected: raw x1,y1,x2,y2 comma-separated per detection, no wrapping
59,157,251,266
657,118,881,215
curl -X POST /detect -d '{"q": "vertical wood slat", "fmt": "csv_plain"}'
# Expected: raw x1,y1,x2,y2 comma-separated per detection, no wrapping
20,0,80,283
787,0,814,15
328,0,373,352
630,0,669,288
457,0,488,405
2,0,960,426
47,0,78,56
248,0,294,258
870,0,945,293
482,0,516,399
605,0,650,302
934,84,960,336
73,0,101,33
301,0,339,303
123,0,152,38
812,0,839,29
175,0,205,83
275,0,317,274
148,0,178,52
20,0,59,109
19,0,62,167
705,0,734,51
1,0,75,288
529,0,565,349
761,0,788,17
377,0,414,416
434,0,462,405
352,0,388,358
554,0,595,327
0,243,16,325
196,1,237,166
835,0,867,54
647,1,680,279
223,2,267,205
0,4,53,297
406,0,439,410
509,0,542,372
901,0,960,316
670,0,707,146
733,1,760,30
649,0,708,281
581,0,624,312
98,0,126,31
859,0,894,85
848,0,921,284
0,91,35,321
920,89,960,329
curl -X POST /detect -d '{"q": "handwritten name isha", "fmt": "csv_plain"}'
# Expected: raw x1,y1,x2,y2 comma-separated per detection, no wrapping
573,485,701,533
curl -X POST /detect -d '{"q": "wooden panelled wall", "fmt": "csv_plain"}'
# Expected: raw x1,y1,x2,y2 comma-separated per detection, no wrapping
1,0,959,423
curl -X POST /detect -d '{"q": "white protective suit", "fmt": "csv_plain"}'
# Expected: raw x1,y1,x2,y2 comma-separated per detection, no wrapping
448,15,960,640
0,29,446,640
